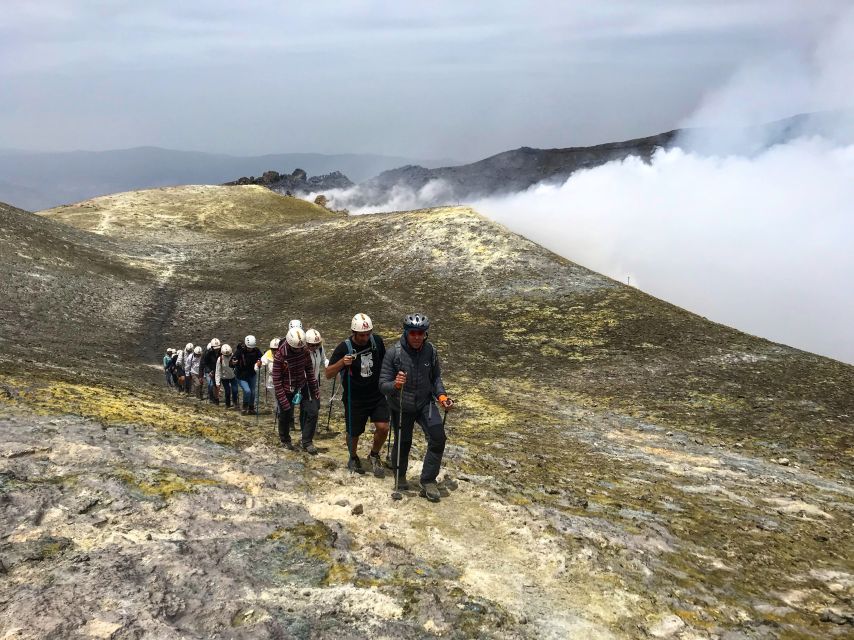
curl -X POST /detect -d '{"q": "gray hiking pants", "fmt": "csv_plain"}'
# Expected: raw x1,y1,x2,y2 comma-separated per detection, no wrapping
390,401,446,483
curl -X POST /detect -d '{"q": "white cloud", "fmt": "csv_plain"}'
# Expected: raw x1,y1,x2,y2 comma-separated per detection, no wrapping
471,139,854,364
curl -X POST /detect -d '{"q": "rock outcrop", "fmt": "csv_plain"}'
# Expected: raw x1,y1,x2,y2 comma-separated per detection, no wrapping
226,169,354,195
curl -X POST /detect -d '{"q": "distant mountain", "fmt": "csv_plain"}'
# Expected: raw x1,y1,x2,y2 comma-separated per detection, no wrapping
0,147,452,211
336,110,854,208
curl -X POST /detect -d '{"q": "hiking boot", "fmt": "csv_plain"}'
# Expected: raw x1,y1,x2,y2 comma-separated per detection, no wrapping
419,481,441,502
280,440,294,451
347,456,365,474
369,453,385,478
301,443,318,455
241,407,248,415
394,476,410,491
247,407,257,415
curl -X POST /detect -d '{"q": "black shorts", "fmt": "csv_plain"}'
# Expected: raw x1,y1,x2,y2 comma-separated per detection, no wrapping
343,396,390,437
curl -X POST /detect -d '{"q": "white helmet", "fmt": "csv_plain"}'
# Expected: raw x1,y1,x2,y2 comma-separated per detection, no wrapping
351,313,373,332
193,346,202,355
166,348,174,355
210,338,221,348
185,343,194,352
305,328,322,345
288,319,303,330
285,327,306,349
270,338,281,350
245,335,257,348
221,344,232,356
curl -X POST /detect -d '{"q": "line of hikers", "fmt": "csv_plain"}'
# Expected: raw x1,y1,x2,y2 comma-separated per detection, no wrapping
162,313,455,502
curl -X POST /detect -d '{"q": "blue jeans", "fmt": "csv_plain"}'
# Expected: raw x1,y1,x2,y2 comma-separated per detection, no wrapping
237,373,257,409
221,378,239,406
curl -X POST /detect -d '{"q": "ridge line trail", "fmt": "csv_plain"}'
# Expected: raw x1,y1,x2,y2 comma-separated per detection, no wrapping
133,246,187,361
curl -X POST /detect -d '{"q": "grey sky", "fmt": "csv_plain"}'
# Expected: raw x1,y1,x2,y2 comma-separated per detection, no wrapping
1,1,850,159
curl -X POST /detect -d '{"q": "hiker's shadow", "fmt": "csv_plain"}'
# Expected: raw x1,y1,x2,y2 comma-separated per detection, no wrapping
315,431,340,441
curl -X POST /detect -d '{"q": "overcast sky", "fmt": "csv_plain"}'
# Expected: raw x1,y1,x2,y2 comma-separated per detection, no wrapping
1,1,850,160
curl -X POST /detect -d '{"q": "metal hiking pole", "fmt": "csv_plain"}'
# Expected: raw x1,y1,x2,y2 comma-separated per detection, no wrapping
255,368,260,425
391,386,404,499
346,372,354,462
325,377,337,432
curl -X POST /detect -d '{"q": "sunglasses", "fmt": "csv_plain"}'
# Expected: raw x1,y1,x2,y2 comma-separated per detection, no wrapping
408,330,426,337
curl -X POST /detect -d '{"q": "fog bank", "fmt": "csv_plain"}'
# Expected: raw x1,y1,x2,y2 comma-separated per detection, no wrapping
472,139,854,364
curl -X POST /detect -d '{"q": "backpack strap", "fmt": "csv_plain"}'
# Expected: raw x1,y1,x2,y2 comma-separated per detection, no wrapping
428,342,437,383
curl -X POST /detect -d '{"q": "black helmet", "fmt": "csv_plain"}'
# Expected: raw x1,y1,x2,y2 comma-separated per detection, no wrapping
403,313,430,331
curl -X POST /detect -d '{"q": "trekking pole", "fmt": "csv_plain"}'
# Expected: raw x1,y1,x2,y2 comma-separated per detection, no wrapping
391,385,404,500
346,371,354,462
325,377,337,432
255,368,260,425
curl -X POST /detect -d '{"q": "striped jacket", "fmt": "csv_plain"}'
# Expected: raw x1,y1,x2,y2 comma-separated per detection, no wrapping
272,342,320,411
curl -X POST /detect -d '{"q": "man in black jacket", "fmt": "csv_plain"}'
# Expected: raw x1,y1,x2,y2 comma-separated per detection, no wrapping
379,313,454,502
231,335,263,415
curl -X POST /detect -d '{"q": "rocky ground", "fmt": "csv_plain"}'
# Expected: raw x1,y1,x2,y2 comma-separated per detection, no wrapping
1,188,852,638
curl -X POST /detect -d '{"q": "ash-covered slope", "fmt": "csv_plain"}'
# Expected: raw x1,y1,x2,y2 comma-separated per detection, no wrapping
0,201,163,382
40,184,334,241
1,193,853,638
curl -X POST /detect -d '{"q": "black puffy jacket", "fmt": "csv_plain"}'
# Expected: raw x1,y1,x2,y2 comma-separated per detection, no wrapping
230,343,262,379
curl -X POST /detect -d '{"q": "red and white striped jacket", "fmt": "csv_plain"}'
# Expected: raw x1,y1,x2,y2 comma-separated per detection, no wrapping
272,341,320,411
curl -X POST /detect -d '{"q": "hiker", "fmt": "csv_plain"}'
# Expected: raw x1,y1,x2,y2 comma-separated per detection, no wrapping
272,327,321,453
167,348,181,389
176,343,193,393
260,338,280,411
231,335,263,414
163,348,174,387
379,313,454,502
300,328,326,439
215,344,239,409
202,338,222,404
325,313,389,476
187,345,203,397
